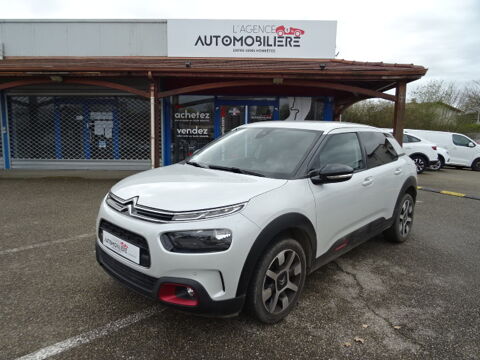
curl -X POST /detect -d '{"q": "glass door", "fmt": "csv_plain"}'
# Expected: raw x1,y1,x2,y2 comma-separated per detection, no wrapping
248,105,274,123
220,105,246,135
214,99,279,137
170,96,215,163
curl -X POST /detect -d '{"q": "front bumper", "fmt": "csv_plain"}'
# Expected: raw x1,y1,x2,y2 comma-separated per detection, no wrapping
96,244,245,316
95,197,260,315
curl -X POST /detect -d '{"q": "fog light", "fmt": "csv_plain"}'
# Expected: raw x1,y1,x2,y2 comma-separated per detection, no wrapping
186,287,195,297
158,283,198,306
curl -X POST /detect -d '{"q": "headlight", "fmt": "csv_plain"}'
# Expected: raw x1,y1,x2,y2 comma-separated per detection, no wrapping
171,203,245,221
161,229,232,253
105,192,246,223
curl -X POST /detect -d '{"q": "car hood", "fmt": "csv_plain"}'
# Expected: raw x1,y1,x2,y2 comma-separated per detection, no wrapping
110,164,287,212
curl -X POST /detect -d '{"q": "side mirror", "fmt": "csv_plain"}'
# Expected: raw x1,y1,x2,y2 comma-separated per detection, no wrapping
308,164,354,185
468,142,476,148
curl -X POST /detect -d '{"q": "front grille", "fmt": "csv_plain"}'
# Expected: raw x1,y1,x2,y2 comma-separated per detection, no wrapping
97,245,157,297
106,193,174,223
99,219,151,267
133,207,175,222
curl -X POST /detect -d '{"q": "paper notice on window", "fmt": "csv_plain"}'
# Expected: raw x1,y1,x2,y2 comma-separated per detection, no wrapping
104,126,113,139
94,121,105,135
94,120,114,138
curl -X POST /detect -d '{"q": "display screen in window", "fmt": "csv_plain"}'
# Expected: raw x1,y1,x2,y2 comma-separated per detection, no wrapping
171,96,214,163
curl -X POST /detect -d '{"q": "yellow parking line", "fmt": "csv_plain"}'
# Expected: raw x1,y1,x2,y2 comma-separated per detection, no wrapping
439,190,466,197
417,186,479,200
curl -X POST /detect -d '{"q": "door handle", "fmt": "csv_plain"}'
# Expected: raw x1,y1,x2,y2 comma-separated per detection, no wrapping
394,168,402,175
362,176,373,186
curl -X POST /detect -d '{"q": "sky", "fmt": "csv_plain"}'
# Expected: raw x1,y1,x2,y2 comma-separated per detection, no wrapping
1,0,479,92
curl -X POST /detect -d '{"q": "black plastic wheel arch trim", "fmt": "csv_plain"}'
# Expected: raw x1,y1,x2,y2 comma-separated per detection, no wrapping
235,212,316,297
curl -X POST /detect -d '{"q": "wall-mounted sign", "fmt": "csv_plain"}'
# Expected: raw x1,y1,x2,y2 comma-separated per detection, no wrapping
168,19,337,59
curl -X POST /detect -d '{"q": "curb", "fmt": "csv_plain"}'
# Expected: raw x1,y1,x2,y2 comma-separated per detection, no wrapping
417,186,480,201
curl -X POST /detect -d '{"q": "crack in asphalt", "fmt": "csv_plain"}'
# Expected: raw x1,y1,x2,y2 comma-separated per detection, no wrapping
332,261,426,352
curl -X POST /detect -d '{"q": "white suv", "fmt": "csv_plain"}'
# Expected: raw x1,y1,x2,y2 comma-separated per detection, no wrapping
96,122,417,323
382,129,438,173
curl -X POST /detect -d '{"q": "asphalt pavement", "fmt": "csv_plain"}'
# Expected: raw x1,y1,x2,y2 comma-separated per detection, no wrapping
1,169,479,359
418,167,480,196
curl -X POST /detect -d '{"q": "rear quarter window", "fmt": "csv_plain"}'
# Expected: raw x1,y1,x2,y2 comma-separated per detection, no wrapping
358,131,399,168
407,135,421,143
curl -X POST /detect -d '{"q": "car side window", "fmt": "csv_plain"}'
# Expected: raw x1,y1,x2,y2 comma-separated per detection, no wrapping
312,132,364,171
407,135,421,143
403,134,410,143
385,133,405,155
358,131,398,168
452,134,473,147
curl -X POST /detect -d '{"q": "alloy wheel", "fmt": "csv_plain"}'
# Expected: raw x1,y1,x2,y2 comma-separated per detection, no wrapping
399,199,413,237
262,249,302,314
414,157,425,172
429,160,441,171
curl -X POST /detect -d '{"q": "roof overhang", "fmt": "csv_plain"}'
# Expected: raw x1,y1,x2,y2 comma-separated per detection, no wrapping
0,57,427,102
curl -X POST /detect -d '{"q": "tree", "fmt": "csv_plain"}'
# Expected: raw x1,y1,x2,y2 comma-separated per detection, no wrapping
461,80,480,123
410,80,462,108
343,80,480,133
342,99,393,128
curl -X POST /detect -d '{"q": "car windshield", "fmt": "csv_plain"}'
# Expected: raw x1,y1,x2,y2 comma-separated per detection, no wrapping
188,127,320,179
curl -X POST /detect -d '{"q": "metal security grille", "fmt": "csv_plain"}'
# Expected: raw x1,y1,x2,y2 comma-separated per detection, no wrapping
7,96,152,164
0,125,3,161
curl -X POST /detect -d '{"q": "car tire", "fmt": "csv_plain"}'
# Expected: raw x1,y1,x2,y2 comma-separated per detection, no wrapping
384,193,415,243
429,160,441,171
438,155,445,168
410,154,428,174
472,158,480,172
277,30,284,36
430,155,445,170
247,237,306,324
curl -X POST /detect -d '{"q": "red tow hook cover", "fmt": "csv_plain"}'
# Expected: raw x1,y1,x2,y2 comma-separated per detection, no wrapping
158,283,198,306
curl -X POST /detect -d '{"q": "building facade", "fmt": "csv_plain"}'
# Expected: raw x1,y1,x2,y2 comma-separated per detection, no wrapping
0,19,427,170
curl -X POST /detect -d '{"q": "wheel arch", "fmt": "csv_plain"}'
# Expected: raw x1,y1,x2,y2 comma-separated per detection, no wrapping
235,212,316,297
437,154,445,167
409,152,429,162
397,176,417,207
471,157,480,170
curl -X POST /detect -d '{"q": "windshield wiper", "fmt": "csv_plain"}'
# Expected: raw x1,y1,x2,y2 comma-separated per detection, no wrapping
207,164,265,177
186,160,208,168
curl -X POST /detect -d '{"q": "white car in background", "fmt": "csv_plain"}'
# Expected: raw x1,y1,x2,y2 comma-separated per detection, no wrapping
406,129,480,171
383,129,438,173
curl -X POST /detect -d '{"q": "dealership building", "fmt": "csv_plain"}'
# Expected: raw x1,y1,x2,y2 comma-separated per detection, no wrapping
0,19,427,170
